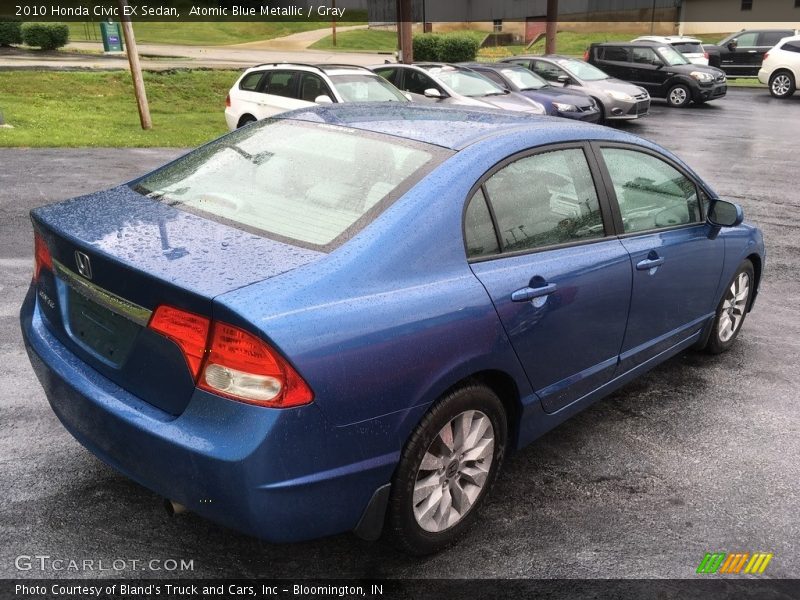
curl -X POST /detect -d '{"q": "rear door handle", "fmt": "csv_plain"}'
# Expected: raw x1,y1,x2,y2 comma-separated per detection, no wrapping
636,256,665,270
511,282,557,302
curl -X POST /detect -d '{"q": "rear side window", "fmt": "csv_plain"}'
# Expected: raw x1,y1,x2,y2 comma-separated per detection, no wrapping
602,46,631,62
760,31,790,46
239,71,264,91
783,41,800,53
133,121,450,250
264,71,298,98
464,189,499,258
482,148,605,253
600,148,701,234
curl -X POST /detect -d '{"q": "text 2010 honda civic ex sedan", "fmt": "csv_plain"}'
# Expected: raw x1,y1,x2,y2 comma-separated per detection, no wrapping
21,105,764,555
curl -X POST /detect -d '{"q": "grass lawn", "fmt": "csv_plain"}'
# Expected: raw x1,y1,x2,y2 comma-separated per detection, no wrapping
0,70,235,147
67,17,367,46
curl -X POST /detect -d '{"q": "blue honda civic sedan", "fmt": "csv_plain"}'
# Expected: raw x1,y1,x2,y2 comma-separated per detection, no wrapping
21,104,764,555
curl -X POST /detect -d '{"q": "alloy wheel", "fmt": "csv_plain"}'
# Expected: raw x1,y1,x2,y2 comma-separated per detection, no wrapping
412,410,494,533
669,87,688,106
718,271,750,342
771,74,792,97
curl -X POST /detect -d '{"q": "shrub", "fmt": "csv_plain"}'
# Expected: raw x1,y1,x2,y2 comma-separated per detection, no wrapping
0,17,23,47
437,34,480,63
411,33,479,63
22,23,69,51
412,33,441,62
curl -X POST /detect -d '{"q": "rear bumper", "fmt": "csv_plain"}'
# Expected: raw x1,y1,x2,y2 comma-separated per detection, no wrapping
20,286,397,543
757,69,770,85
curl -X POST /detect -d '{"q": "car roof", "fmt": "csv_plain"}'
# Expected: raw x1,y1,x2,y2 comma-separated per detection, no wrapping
275,103,635,151
242,63,371,76
459,62,527,70
632,35,702,43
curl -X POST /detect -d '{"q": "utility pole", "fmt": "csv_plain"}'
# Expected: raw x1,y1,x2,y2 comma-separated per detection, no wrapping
545,0,558,55
118,0,152,130
398,0,413,63
331,0,337,47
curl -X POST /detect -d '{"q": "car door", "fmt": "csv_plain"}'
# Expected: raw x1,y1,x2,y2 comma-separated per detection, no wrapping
594,144,725,373
630,46,667,94
722,31,760,76
466,144,632,413
595,46,633,81
256,70,310,117
298,72,335,103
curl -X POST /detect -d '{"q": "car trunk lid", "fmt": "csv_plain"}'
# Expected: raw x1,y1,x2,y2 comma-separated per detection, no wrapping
32,185,324,415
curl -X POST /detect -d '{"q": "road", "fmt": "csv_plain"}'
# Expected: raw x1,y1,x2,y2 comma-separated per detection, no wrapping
1,88,798,579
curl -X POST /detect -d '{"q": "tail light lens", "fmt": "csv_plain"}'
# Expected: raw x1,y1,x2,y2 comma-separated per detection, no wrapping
148,306,210,379
763,52,769,61
148,305,313,408
704,51,709,59
199,322,313,408
225,93,231,108
33,231,53,282
583,49,589,61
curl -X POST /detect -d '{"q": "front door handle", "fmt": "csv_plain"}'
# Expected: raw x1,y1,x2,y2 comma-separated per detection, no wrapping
511,282,557,302
636,254,665,271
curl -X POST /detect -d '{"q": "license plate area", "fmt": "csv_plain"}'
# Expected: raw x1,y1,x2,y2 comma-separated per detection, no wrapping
66,285,140,367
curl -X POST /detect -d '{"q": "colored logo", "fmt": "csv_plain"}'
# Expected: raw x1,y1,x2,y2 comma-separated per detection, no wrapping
696,552,773,575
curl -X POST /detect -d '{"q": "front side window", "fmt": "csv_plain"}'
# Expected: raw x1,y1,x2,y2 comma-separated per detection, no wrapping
404,69,439,95
532,60,565,82
600,148,701,234
299,73,331,102
633,47,661,65
734,32,759,46
133,121,448,249
482,148,605,253
374,67,400,86
603,46,632,62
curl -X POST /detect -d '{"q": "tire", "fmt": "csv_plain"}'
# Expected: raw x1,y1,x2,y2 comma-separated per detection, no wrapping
592,97,606,123
769,71,796,99
705,260,755,355
237,114,257,128
385,383,507,555
667,84,692,107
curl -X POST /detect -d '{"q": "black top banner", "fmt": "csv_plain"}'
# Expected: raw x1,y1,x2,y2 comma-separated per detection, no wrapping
1,0,800,22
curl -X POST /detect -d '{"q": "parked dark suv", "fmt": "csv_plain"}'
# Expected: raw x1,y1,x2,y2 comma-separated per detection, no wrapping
705,29,799,76
587,42,727,107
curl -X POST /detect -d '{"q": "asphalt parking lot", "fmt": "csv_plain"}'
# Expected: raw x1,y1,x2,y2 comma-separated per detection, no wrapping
1,88,799,580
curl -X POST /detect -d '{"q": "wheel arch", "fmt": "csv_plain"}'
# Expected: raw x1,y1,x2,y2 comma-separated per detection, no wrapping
237,113,257,128
745,252,762,311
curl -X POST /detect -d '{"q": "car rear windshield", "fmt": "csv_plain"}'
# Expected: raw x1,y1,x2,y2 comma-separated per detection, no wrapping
132,120,449,251
329,73,409,102
672,42,704,54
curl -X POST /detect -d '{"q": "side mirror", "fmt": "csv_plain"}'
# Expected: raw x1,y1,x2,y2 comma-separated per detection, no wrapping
404,92,413,101
314,95,333,104
557,74,571,84
423,88,443,98
707,199,744,228
727,41,738,51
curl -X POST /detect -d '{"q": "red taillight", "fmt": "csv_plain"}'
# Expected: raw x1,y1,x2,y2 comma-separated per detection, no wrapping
33,231,53,282
225,93,231,108
198,322,313,408
763,52,769,61
704,51,709,59
583,49,590,61
148,305,313,408
148,306,210,379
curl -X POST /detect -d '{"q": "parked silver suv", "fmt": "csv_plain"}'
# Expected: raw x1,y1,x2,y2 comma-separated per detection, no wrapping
500,55,650,122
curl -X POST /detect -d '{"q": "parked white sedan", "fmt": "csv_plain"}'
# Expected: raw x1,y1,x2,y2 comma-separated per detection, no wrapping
224,63,410,130
758,35,800,98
